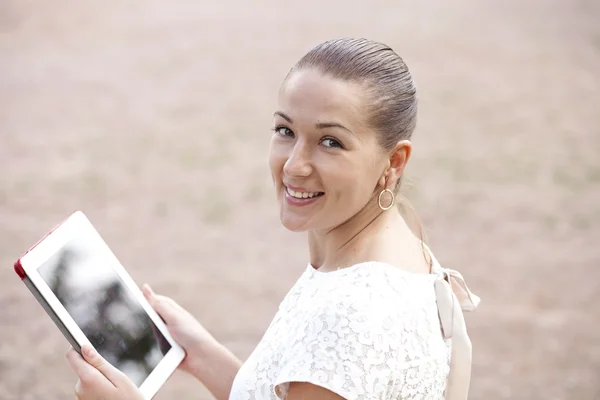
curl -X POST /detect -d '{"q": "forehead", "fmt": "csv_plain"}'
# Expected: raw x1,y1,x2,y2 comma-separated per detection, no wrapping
278,69,368,127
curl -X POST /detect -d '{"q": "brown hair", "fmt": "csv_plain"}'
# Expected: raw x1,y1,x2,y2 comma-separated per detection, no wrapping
289,38,431,265
289,37,418,192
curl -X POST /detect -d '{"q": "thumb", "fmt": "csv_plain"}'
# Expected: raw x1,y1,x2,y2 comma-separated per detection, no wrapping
143,284,179,324
81,345,126,387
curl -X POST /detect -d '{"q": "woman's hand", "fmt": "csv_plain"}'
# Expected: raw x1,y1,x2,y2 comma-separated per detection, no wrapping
66,345,144,400
65,286,238,400
141,284,220,377
142,285,242,400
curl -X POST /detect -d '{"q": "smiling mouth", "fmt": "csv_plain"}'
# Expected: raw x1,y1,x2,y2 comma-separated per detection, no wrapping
285,186,325,199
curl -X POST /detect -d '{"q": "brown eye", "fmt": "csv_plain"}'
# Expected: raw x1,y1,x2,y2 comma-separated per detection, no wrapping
321,138,343,149
274,126,294,137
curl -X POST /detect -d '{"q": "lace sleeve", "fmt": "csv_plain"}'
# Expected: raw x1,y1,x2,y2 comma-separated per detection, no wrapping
272,273,448,400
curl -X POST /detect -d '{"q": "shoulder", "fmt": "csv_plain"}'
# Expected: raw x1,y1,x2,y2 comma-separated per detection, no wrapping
273,264,447,399
312,263,439,320
284,263,442,331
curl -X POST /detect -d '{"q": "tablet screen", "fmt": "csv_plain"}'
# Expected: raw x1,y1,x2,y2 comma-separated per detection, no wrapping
37,235,171,386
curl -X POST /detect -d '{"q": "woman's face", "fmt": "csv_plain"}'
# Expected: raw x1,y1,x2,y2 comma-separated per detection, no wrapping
269,69,390,232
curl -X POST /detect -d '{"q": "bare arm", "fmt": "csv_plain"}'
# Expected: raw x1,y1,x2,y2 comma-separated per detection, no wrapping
142,285,242,400
287,382,346,400
187,340,242,400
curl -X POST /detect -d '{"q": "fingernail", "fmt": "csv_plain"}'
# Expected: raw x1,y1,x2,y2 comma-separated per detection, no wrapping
84,345,97,358
145,284,155,296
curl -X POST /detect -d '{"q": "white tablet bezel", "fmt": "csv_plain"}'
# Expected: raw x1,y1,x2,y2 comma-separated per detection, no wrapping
18,211,185,399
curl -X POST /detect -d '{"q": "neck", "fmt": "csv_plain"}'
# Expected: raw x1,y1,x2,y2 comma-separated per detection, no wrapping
307,197,412,272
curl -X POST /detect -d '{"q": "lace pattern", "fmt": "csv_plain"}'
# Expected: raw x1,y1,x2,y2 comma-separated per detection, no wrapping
230,263,451,400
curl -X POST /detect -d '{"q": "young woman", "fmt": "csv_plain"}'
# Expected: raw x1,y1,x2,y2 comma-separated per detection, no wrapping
66,37,480,400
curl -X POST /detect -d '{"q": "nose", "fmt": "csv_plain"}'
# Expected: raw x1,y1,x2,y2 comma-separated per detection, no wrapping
283,140,312,178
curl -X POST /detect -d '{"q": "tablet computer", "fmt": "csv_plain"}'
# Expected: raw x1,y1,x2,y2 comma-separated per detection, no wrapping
14,211,185,399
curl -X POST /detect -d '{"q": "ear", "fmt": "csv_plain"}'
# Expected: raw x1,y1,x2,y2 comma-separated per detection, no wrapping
378,140,412,188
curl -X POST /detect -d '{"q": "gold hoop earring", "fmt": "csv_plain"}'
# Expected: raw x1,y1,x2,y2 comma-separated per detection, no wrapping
378,188,395,211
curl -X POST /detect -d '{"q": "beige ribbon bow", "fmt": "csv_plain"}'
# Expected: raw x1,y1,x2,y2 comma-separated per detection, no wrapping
434,266,480,400
441,267,481,312
421,243,480,400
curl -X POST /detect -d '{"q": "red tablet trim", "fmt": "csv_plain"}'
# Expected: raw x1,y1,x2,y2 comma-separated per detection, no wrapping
14,259,26,280
13,210,81,280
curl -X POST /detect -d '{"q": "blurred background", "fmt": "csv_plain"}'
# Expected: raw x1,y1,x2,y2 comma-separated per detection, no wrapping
1,0,599,399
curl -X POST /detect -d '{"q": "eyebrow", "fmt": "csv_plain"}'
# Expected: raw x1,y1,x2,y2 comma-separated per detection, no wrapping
273,111,355,136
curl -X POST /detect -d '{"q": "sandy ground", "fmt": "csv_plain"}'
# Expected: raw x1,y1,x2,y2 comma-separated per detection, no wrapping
1,0,599,399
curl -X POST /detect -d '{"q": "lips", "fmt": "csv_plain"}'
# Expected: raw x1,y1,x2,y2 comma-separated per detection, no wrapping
285,186,325,199
283,185,325,207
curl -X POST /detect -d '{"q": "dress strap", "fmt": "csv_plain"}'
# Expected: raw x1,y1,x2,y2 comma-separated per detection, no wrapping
424,242,481,311
422,242,481,400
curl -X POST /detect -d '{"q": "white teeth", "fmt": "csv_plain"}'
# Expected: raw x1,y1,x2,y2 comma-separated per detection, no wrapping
286,187,321,199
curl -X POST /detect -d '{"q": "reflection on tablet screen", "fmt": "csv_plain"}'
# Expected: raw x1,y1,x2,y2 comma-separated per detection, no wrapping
38,236,171,386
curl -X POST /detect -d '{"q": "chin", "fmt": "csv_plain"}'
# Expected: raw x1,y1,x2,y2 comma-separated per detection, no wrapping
280,219,309,233
279,213,312,233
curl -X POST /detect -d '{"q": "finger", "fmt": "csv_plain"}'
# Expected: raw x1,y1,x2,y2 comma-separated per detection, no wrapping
143,285,181,323
144,284,183,311
161,295,184,311
142,283,155,301
66,348,108,386
80,345,124,387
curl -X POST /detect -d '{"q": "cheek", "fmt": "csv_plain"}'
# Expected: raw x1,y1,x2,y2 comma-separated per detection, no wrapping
268,143,285,182
319,159,360,199
326,159,378,203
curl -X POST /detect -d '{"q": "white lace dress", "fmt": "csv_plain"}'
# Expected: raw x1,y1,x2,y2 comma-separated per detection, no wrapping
229,260,471,400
